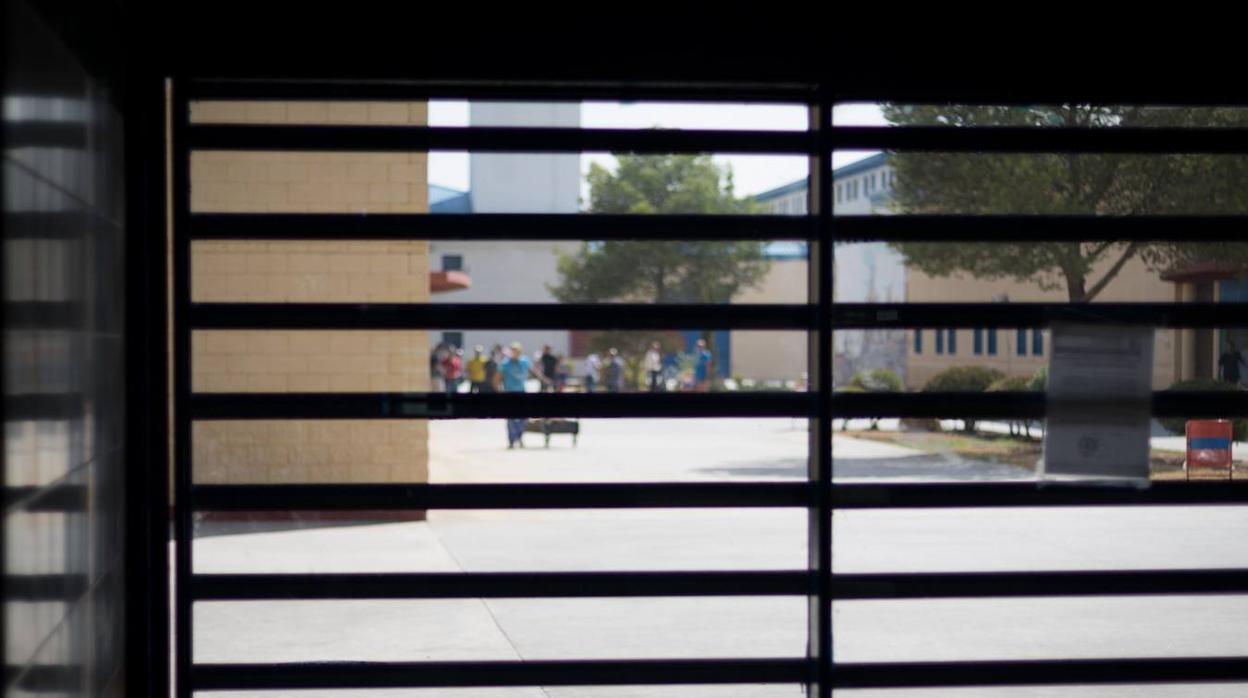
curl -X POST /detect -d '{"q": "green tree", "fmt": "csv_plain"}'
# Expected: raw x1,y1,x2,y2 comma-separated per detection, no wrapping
883,105,1248,302
551,154,770,304
550,153,771,382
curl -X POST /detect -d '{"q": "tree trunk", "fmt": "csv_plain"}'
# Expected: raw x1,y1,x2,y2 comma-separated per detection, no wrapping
1066,269,1088,303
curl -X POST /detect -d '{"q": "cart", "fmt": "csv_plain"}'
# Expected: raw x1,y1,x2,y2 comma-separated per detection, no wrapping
523,418,580,448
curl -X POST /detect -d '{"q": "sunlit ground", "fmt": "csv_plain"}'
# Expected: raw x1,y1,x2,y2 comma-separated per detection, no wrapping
188,419,1248,697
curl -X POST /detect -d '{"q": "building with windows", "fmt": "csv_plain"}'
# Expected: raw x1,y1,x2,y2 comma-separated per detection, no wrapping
752,152,1248,391
751,154,907,385
904,256,1205,390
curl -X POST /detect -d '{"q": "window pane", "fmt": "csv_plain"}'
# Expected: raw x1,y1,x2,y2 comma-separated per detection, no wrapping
193,508,805,574
832,595,1248,663
195,596,805,663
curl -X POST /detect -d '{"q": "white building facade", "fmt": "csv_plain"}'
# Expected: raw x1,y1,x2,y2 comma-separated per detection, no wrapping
429,102,582,357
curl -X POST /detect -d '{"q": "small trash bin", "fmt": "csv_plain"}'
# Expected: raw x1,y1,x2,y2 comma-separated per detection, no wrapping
1185,419,1233,480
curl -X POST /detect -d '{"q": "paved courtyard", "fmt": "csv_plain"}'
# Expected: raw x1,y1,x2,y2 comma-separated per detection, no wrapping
193,419,1248,696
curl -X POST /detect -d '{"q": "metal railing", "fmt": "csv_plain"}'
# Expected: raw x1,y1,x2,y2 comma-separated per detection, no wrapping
170,77,1248,697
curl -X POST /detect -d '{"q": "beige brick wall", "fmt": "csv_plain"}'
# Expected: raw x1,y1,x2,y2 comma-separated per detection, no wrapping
905,255,1180,391
193,421,428,485
192,330,428,394
189,101,430,485
731,259,808,381
190,241,429,303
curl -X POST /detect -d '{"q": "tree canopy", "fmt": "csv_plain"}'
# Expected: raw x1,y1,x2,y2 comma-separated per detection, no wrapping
883,105,1248,302
549,153,770,304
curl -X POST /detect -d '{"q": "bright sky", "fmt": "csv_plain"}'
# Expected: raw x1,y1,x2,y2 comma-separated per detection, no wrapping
427,101,887,199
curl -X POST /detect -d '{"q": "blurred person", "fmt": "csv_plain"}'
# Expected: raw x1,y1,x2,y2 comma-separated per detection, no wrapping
442,347,464,395
539,344,559,393
430,343,447,393
603,348,624,393
1220,340,1244,385
497,342,550,448
585,352,601,393
556,353,570,392
483,344,502,393
694,338,713,392
644,341,663,392
662,347,680,389
467,345,488,393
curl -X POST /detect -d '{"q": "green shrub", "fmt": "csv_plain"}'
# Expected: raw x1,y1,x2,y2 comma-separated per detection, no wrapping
1028,366,1048,392
987,375,1034,392
1160,379,1248,441
923,366,1006,433
922,366,1006,393
846,369,903,430
850,369,904,393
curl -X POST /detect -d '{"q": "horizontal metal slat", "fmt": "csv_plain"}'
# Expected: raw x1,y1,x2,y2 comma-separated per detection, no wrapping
832,657,1248,689
193,570,812,600
189,391,812,419
192,482,813,511
5,573,90,602
5,302,83,329
4,664,79,693
5,393,84,420
193,569,1248,601
831,125,1248,153
192,658,810,689
189,302,813,330
832,482,1248,509
833,302,1248,328
834,569,1248,599
833,214,1248,243
187,124,814,154
4,121,87,150
188,212,813,241
187,78,816,103
832,391,1248,419
4,211,97,240
4,483,87,514
185,390,1248,421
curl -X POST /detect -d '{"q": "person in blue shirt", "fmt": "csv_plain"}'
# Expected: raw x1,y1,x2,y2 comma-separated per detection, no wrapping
496,341,549,448
694,338,713,392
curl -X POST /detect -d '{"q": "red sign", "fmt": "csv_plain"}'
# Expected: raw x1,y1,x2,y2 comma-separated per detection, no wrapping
1186,420,1233,475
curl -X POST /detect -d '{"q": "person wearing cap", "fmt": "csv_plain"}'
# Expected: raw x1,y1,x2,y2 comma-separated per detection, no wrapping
442,347,464,395
496,342,550,448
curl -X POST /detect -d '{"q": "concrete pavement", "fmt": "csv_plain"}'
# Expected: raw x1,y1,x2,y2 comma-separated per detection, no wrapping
193,418,1248,697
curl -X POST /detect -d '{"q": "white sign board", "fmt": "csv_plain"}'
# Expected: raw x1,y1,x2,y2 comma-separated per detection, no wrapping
1042,323,1155,482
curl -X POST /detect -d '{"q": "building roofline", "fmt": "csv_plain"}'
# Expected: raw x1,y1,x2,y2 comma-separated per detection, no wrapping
753,178,809,202
751,153,891,203
832,152,888,179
